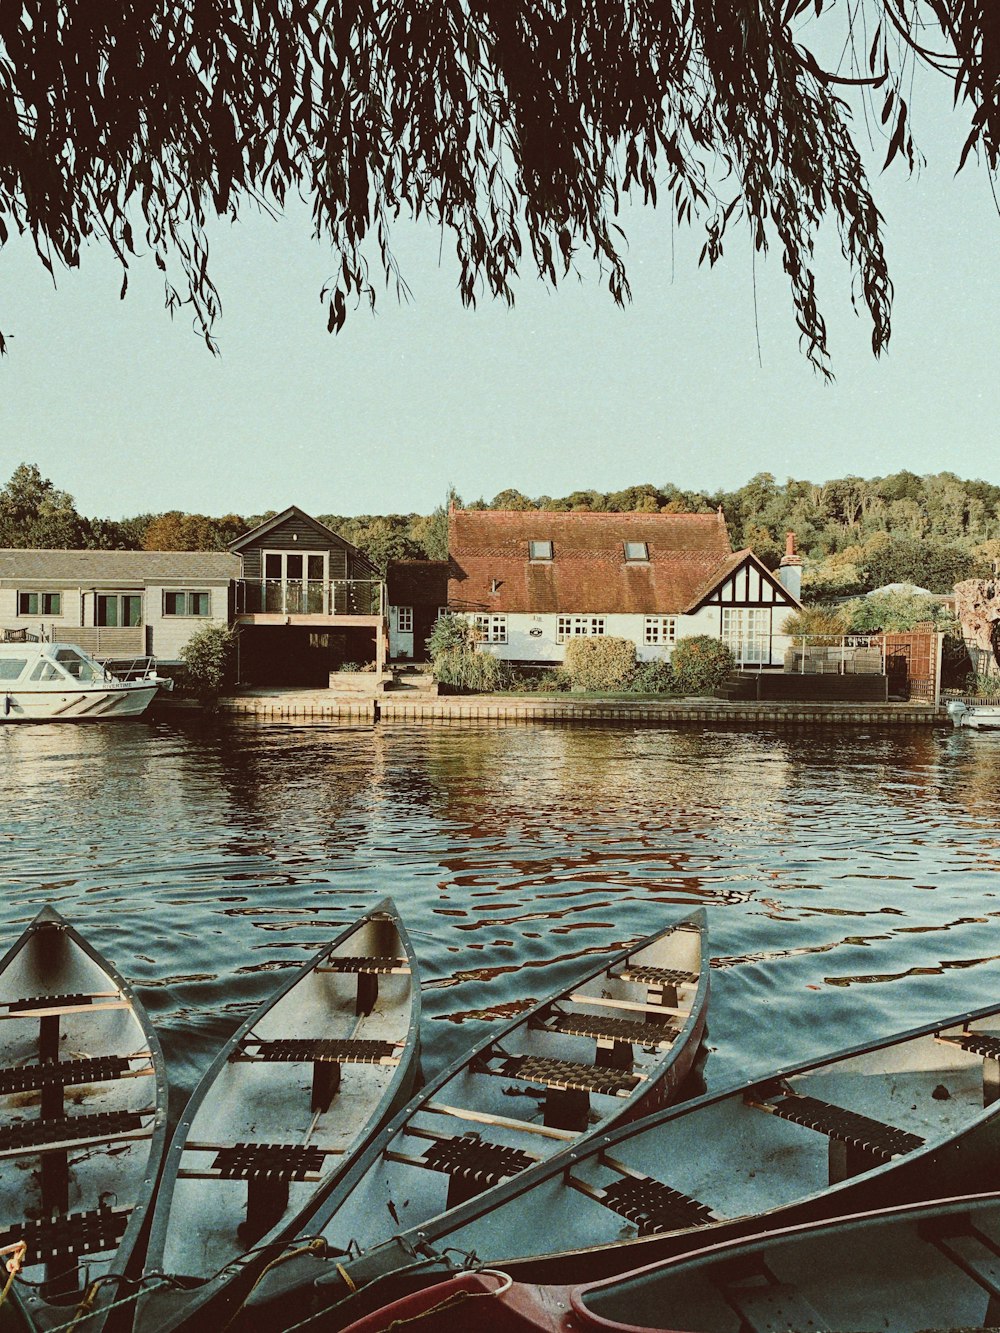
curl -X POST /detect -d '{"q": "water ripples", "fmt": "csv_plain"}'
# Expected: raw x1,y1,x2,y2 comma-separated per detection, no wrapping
2,718,1000,1096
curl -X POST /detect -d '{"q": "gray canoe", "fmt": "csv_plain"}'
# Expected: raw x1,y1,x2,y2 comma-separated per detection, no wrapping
0,906,168,1333
136,897,421,1333
228,908,710,1330
565,1189,1000,1331
238,998,1000,1331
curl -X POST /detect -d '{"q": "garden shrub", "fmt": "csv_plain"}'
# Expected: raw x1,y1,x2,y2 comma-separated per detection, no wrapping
842,590,949,633
670,635,735,694
180,624,236,702
563,636,636,691
626,659,677,694
433,647,514,692
426,613,475,658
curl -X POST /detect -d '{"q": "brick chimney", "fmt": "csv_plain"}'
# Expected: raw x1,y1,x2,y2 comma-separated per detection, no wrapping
778,530,802,602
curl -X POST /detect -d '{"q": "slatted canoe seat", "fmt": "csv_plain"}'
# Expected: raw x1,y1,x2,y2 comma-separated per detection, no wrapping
388,1129,537,1209
0,1054,149,1097
497,1053,640,1098
575,1173,715,1235
238,1037,400,1065
235,1036,400,1113
718,1280,825,1333
492,1052,640,1132
0,1205,131,1267
531,1011,679,1048
747,1089,924,1184
939,1030,1000,1105
187,1142,327,1246
314,956,409,1017
615,965,697,987
611,962,697,1015
0,1107,152,1159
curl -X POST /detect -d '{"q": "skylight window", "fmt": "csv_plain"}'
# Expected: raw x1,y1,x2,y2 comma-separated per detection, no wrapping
624,541,649,562
529,540,553,561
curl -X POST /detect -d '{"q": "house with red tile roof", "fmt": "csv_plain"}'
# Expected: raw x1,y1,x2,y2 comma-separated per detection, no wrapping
446,508,801,667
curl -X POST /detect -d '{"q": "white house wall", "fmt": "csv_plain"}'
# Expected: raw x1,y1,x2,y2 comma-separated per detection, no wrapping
474,608,792,667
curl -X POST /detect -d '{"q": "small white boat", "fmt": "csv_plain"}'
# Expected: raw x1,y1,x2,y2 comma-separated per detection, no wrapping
0,907,168,1333
947,697,1000,729
0,641,167,721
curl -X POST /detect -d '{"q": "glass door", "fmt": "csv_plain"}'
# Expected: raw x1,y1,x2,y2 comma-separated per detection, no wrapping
263,551,328,613
722,608,770,665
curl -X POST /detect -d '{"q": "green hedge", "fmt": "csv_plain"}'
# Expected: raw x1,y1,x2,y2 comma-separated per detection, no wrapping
670,635,735,693
563,636,637,691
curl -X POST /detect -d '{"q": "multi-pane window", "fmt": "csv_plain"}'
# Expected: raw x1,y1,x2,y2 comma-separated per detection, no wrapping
624,542,649,562
644,616,677,646
396,606,414,633
17,591,61,616
557,616,606,643
163,591,211,617
96,593,143,627
722,608,770,665
474,613,507,643
529,540,553,561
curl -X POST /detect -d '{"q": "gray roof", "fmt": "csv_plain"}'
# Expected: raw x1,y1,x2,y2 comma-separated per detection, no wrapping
0,549,239,585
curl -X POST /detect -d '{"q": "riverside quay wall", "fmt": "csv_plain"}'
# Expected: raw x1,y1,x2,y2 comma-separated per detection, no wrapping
203,691,949,728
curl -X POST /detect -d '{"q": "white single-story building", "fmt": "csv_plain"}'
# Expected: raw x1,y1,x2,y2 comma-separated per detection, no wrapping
446,508,801,667
0,549,238,662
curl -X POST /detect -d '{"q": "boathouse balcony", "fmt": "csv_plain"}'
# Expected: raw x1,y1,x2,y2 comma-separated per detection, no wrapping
234,578,385,621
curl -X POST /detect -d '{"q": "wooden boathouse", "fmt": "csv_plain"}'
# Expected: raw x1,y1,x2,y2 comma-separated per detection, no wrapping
229,507,387,686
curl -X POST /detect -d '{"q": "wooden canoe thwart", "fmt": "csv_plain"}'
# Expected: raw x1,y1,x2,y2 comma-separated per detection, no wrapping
135,897,421,1333
0,906,168,1333
231,906,707,1324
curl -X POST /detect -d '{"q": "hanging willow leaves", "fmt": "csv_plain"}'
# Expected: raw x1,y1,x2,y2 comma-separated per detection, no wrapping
0,1,996,369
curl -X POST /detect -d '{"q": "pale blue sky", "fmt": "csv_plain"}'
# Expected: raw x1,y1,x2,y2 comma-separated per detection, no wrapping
0,83,997,521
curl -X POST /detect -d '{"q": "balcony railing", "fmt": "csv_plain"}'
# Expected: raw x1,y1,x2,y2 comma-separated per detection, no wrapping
235,579,385,617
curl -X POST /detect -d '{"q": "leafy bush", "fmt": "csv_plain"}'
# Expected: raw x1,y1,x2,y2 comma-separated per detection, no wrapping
426,613,474,658
842,591,948,632
670,636,735,694
180,624,235,702
563,636,636,691
781,605,849,639
626,659,677,694
433,647,514,693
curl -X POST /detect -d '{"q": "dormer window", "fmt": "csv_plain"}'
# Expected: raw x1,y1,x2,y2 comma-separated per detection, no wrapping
624,541,649,562
529,540,553,561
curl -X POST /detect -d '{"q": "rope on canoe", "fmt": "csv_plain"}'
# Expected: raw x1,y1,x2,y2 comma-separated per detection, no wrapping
38,1275,178,1332
278,1267,515,1333
218,1237,329,1333
0,1241,26,1311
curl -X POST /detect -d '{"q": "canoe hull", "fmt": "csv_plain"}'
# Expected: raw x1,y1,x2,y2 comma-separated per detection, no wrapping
0,908,167,1333
137,898,422,1333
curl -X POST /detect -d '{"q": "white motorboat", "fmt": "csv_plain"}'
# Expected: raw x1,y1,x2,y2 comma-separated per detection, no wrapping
947,697,1000,729
0,641,169,721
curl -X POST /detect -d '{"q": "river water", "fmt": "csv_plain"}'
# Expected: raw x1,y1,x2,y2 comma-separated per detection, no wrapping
3,718,1000,1123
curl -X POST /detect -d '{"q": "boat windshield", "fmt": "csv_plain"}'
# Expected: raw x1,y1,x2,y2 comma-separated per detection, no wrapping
53,648,104,683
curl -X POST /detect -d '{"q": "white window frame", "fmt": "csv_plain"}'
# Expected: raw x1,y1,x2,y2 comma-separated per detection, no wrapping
17,590,62,617
644,616,677,646
529,540,553,561
474,613,508,643
396,605,414,633
557,616,606,643
163,590,212,618
722,608,770,665
624,541,649,562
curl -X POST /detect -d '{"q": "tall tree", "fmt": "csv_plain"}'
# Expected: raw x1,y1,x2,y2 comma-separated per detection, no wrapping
0,463,88,547
2,3,998,370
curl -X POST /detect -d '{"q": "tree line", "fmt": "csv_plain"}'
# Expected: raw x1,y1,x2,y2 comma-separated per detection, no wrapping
3,464,998,596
